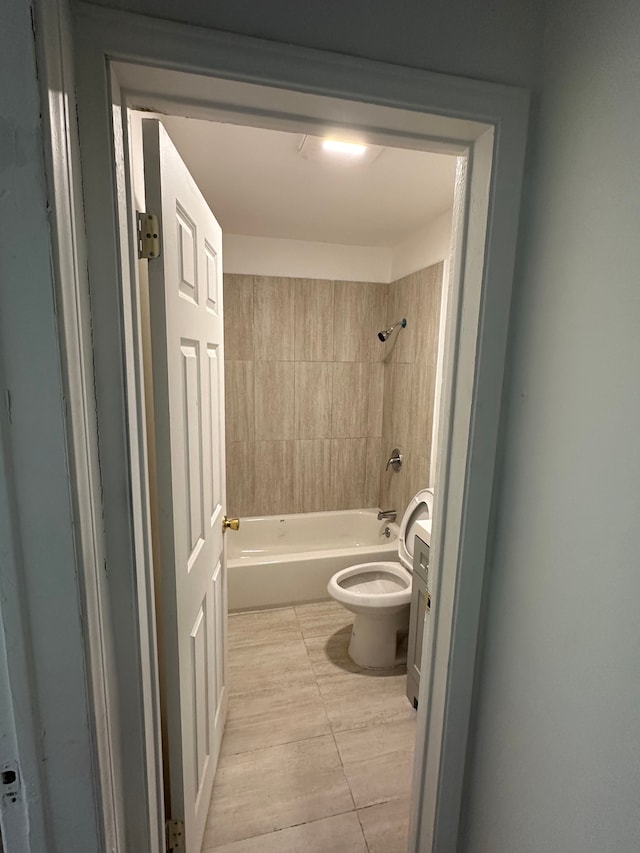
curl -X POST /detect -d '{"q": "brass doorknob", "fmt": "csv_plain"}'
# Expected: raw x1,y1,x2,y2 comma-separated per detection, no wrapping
222,515,240,532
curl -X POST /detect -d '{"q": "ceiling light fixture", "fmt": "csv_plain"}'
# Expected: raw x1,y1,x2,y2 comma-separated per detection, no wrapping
322,139,367,156
298,134,382,164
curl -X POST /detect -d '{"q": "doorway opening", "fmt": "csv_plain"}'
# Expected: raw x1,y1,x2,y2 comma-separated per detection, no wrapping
130,111,456,851
66,10,528,851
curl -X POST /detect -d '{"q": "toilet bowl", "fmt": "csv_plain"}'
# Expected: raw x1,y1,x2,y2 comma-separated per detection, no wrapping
327,488,434,669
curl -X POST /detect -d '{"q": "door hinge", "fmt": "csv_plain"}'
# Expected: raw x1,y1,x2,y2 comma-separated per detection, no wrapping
137,211,161,260
166,819,185,851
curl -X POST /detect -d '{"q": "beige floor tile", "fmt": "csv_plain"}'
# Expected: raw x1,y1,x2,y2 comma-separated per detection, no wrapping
335,719,416,808
221,683,330,756
203,736,354,848
228,607,301,650
227,639,314,697
357,797,411,853
204,603,417,852
318,671,414,733
294,600,353,639
304,629,363,680
202,810,367,852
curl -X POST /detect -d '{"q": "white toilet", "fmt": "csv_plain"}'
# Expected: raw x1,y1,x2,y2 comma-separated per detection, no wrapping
328,488,434,669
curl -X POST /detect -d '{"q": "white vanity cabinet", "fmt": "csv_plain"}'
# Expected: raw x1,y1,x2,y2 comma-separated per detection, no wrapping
406,532,431,708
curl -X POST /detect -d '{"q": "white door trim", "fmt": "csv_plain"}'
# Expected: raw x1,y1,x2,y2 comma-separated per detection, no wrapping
40,3,529,850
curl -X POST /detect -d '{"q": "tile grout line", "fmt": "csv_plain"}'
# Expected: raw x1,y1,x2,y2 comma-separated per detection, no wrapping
227,632,306,654
210,604,360,850
295,604,362,819
213,603,412,851
354,806,372,853
205,805,366,853
297,602,417,851
295,604,338,747
219,730,335,764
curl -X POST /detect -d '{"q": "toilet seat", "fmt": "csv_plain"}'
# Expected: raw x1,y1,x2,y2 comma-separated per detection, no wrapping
329,561,411,609
397,488,434,570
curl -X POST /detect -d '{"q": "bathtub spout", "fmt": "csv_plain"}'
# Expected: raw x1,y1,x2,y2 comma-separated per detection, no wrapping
377,509,397,522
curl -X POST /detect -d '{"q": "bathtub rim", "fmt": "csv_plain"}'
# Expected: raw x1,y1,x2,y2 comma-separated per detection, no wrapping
227,525,402,611
227,507,400,565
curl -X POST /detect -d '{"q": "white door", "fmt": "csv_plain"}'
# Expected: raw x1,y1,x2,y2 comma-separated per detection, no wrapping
143,119,229,853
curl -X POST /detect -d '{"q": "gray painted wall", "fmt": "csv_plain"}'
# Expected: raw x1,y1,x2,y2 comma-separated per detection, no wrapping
462,0,640,850
1,1,544,847
4,0,639,849
0,0,101,849
86,0,545,89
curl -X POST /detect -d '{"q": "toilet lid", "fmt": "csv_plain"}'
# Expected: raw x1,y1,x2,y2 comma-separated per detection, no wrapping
398,488,434,570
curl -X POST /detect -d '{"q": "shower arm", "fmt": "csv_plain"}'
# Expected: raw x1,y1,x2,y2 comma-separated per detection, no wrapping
377,318,407,342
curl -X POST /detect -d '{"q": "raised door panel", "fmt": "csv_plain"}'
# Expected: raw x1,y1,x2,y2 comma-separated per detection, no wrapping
180,340,205,570
408,573,426,683
190,600,211,803
212,560,226,729
204,240,220,317
207,344,223,526
177,204,198,304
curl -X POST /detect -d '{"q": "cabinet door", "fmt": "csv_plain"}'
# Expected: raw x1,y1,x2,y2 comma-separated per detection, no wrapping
407,573,427,689
406,537,431,707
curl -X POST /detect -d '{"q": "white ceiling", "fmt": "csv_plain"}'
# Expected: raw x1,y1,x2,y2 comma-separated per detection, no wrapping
158,116,457,248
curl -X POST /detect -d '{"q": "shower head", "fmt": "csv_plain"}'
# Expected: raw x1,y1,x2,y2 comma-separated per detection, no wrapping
377,318,407,342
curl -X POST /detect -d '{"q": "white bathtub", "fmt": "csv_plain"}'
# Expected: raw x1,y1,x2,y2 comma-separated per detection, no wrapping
227,508,400,611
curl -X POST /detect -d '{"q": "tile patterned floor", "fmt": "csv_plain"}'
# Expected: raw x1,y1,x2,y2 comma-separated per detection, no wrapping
202,601,416,852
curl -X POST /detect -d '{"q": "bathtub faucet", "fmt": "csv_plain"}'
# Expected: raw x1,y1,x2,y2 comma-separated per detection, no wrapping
377,509,397,522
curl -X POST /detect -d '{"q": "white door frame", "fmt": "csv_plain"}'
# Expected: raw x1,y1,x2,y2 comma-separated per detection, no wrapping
40,3,529,850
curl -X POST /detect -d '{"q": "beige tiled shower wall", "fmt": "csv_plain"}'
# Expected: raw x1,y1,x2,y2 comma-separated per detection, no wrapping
379,262,443,514
224,264,443,518
223,274,386,517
